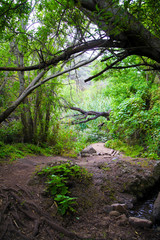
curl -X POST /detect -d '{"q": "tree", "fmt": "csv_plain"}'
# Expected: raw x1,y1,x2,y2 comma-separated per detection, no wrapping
0,0,160,123
90,54,160,158
0,0,30,36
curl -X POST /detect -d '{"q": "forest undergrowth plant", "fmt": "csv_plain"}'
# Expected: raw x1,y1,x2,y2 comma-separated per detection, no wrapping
105,139,144,158
106,93,160,159
37,162,92,215
52,125,87,157
0,142,54,162
93,56,160,159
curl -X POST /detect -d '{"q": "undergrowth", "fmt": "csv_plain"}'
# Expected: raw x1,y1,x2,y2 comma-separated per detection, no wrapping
51,126,87,157
37,162,92,215
0,142,54,162
105,139,160,159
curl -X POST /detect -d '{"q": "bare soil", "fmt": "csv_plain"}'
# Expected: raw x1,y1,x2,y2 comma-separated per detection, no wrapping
0,144,160,240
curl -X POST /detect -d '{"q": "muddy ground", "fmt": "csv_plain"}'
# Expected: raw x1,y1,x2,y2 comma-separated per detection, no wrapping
0,144,160,240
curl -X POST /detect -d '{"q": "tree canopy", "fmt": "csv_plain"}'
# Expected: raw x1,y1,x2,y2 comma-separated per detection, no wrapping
0,0,160,123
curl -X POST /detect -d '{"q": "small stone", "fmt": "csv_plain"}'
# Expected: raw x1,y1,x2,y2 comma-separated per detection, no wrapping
81,153,90,157
103,216,110,221
109,211,121,217
117,214,128,226
111,203,128,214
126,202,133,209
129,217,152,228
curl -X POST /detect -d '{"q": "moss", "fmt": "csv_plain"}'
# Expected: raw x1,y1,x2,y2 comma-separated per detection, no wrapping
98,163,111,171
101,180,116,202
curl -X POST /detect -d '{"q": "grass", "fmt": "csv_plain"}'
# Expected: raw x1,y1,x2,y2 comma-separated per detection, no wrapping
105,139,160,159
0,142,54,163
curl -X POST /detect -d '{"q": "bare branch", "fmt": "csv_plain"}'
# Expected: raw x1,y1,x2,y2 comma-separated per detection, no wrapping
110,63,159,70
62,105,111,125
84,53,129,82
29,50,103,90
0,39,124,72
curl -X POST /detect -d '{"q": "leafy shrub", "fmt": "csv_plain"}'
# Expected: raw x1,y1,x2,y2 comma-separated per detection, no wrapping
37,162,92,215
0,119,23,143
105,139,144,157
79,126,108,143
107,96,147,141
0,143,54,162
107,93,160,159
0,144,25,161
52,126,87,157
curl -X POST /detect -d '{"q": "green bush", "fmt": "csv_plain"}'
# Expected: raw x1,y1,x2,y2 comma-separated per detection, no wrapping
37,162,92,215
107,93,160,159
0,119,23,143
0,143,54,162
105,139,144,157
0,143,25,161
107,96,147,141
52,126,87,157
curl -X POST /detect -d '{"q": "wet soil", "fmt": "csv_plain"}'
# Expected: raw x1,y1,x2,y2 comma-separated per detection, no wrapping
0,145,160,240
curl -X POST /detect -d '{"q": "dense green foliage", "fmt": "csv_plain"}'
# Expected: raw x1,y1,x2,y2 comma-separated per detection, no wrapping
0,0,160,160
98,56,160,159
0,141,54,162
60,80,110,142
37,162,92,215
0,0,30,36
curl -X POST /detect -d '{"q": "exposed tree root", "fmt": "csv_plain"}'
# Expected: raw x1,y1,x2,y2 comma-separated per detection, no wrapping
0,186,84,240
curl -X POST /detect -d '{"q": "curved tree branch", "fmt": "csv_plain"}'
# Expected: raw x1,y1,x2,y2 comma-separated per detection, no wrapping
0,51,102,123
84,52,129,82
75,0,160,63
62,105,111,124
0,39,123,72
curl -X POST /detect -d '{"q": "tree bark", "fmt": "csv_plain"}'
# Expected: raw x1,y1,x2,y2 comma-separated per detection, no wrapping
75,0,160,62
0,70,47,123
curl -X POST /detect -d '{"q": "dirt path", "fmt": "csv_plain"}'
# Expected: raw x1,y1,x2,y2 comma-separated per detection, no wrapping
0,146,160,240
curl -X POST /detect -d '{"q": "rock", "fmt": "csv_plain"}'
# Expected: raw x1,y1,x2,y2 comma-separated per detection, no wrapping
81,153,91,158
109,211,121,217
81,146,96,157
129,217,152,228
153,192,160,223
117,214,128,226
153,161,160,180
111,203,128,214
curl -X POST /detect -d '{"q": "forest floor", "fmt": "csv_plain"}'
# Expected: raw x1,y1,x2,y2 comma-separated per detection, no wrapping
0,143,160,240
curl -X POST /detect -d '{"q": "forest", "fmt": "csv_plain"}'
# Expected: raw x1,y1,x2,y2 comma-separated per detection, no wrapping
0,0,160,239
